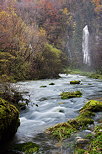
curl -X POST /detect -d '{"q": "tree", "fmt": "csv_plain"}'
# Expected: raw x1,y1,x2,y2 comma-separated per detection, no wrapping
30,44,67,79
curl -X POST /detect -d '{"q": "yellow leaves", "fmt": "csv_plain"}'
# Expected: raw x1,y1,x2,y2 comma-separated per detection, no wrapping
39,28,46,36
0,11,10,19
95,4,102,13
62,8,69,15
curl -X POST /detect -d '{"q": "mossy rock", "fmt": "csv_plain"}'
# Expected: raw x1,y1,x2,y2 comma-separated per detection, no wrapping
46,122,76,140
80,100,102,112
70,80,81,84
46,100,101,141
0,98,20,144
60,91,82,99
49,83,55,85
40,85,47,88
12,142,39,154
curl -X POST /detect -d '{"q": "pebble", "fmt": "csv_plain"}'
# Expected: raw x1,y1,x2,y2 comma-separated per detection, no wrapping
76,138,89,144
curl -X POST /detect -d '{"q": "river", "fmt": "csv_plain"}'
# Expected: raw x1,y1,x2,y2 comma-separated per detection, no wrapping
12,74,102,153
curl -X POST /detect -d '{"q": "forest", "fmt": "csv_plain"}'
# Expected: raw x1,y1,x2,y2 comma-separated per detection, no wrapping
0,0,102,153
0,0,101,81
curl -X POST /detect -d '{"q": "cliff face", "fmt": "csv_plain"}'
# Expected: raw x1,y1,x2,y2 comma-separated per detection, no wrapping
66,0,102,70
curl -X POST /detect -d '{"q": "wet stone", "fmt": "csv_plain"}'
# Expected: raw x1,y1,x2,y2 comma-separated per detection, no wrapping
76,138,90,144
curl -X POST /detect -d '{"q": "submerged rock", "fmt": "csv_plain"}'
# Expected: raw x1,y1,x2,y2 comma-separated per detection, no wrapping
0,98,20,144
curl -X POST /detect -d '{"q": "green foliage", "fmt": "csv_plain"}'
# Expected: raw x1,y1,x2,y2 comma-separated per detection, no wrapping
0,52,16,76
0,51,31,81
10,56,31,81
60,91,82,99
64,68,102,79
31,44,67,79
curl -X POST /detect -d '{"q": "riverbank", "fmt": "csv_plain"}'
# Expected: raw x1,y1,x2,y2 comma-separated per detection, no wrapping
64,68,102,79
4,74,101,153
46,100,102,154
1,74,102,153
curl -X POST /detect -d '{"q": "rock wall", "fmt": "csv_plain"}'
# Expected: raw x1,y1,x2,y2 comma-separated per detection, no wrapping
66,0,101,69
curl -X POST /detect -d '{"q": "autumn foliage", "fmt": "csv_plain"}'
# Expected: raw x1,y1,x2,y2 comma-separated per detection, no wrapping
0,0,101,81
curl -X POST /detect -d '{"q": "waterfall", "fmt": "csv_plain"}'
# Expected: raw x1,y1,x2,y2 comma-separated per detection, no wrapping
82,25,91,66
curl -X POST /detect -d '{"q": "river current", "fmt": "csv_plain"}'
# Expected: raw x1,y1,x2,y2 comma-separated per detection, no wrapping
12,74,102,153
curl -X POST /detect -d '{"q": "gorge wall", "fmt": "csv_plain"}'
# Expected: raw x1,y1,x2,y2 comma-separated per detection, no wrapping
66,0,102,70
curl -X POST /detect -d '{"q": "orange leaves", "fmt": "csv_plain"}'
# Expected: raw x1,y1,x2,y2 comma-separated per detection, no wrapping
95,4,102,13
92,0,102,13
92,0,101,6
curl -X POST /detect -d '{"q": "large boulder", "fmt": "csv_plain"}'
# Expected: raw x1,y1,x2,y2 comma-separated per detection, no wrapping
0,98,20,144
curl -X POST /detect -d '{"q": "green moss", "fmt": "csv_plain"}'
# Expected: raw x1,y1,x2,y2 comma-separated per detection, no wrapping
74,148,86,154
70,80,81,84
76,116,94,128
80,100,102,112
79,110,95,117
0,98,20,143
12,142,39,154
46,122,76,140
60,91,82,99
49,83,55,85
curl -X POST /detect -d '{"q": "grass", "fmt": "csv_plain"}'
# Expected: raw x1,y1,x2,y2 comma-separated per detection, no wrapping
64,68,102,79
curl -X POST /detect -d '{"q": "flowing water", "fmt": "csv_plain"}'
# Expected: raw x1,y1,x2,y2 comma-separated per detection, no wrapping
12,74,102,153
82,25,91,66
